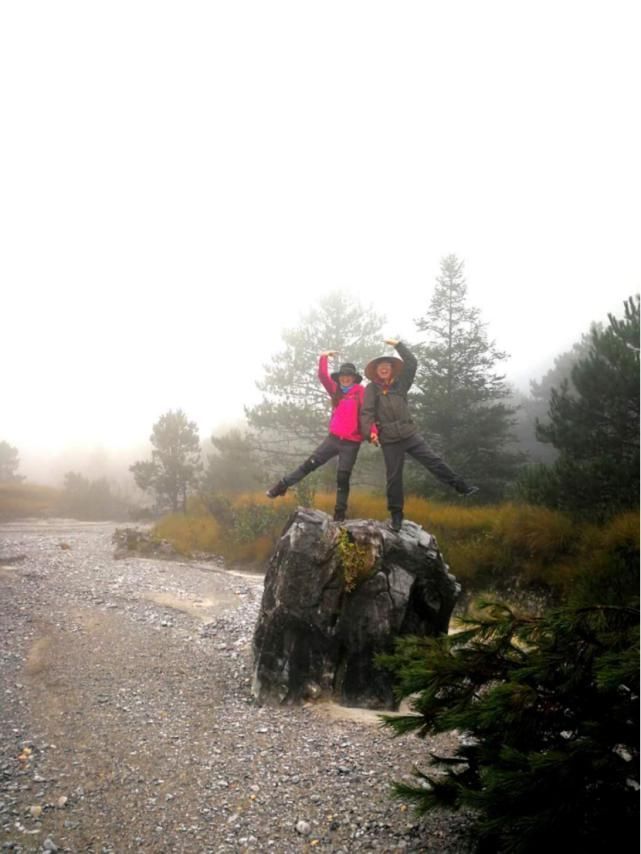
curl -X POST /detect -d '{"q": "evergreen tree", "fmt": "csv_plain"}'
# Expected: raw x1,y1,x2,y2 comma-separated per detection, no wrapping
0,441,23,482
511,333,593,465
245,292,385,485
413,256,524,501
130,410,201,512
523,295,640,519
202,429,262,494
379,521,639,852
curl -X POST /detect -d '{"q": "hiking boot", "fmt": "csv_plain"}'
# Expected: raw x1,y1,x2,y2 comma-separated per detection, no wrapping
333,509,346,522
389,511,403,532
266,479,288,499
461,485,479,497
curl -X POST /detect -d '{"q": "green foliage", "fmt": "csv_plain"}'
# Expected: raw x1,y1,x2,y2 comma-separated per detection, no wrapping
412,256,525,501
202,429,262,494
0,440,23,482
130,409,202,513
245,292,384,482
379,535,640,852
511,333,593,465
58,471,131,521
204,493,292,546
336,527,375,592
521,295,640,519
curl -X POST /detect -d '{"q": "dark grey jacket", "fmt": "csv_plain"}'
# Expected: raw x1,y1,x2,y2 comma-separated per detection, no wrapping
360,342,418,444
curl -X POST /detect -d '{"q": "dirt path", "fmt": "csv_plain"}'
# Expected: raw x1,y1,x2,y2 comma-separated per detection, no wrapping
0,520,471,853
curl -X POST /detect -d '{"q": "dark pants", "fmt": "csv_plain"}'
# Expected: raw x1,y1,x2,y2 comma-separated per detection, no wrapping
381,433,468,513
283,434,361,513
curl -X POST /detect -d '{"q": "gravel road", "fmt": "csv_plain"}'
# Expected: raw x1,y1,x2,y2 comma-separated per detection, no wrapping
0,519,472,853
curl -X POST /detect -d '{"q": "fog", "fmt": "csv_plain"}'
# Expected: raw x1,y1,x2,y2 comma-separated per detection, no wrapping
2,1,639,485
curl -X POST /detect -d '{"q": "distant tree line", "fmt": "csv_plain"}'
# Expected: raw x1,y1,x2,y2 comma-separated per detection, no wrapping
58,472,131,521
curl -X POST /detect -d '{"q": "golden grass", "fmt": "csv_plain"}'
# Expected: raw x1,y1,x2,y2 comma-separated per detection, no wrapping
0,481,61,519
153,513,221,556
152,489,639,600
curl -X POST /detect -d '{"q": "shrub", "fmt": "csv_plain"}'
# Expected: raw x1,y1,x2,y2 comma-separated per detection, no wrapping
153,513,220,555
378,536,640,852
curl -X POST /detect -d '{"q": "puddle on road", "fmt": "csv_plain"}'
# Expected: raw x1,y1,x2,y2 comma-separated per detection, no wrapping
140,590,240,621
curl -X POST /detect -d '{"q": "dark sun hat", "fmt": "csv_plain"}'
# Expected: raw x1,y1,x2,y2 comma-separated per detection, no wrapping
331,362,363,384
364,355,404,382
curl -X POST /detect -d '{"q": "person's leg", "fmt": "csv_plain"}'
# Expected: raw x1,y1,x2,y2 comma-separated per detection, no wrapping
381,440,407,529
333,441,360,521
266,436,339,497
405,434,473,493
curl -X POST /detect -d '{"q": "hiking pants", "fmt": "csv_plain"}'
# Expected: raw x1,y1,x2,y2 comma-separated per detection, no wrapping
381,433,467,512
283,434,360,512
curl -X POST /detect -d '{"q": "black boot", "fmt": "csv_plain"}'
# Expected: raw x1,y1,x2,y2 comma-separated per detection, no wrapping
265,479,288,498
389,511,403,532
334,471,350,524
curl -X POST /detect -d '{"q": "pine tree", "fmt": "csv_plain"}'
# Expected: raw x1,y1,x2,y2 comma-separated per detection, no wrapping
202,429,262,494
130,410,202,512
413,256,524,501
525,295,640,519
379,522,640,852
511,333,593,465
245,292,385,485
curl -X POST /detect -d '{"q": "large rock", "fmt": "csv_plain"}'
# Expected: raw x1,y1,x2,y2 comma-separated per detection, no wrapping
252,508,460,710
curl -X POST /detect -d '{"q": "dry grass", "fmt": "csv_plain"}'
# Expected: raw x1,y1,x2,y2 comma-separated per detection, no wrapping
153,513,221,556
152,490,639,601
0,481,61,520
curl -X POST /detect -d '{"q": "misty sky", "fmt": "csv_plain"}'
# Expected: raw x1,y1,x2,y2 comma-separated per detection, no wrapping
2,1,639,465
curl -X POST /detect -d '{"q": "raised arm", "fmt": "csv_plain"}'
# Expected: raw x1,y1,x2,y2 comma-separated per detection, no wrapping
386,339,417,391
318,350,338,396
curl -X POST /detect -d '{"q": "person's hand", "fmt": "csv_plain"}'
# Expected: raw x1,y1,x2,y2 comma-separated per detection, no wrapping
321,349,338,358
384,338,400,348
370,432,380,447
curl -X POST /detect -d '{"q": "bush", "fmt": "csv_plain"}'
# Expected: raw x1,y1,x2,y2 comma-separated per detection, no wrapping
378,536,640,852
153,512,220,555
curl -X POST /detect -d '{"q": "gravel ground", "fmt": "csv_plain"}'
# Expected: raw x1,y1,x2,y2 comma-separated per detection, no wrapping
0,519,473,853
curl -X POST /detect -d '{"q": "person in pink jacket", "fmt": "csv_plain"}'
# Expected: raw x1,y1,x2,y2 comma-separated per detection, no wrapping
266,350,372,521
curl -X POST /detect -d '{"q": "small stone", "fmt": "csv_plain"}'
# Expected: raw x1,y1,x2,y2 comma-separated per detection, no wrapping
296,820,311,836
57,797,68,808
43,839,58,852
29,805,43,818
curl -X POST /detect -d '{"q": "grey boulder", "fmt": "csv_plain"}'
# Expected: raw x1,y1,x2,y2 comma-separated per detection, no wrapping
252,508,460,710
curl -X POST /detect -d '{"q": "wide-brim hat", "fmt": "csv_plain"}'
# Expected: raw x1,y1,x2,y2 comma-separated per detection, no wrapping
364,355,405,382
331,362,363,384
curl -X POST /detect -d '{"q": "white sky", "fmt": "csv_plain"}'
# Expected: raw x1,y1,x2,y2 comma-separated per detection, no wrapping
2,1,639,463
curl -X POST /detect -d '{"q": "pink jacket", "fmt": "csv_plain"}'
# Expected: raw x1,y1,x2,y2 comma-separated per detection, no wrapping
318,355,371,443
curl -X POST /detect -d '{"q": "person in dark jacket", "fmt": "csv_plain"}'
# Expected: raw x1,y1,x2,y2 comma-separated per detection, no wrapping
360,338,478,531
266,350,373,522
